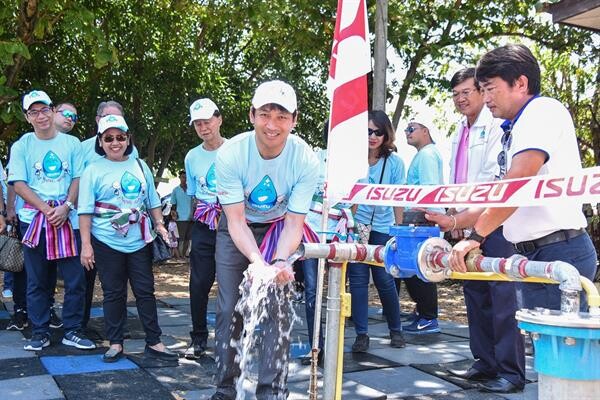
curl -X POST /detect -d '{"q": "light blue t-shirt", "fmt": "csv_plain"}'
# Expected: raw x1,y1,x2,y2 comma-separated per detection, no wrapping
216,131,319,223
170,185,193,221
81,136,140,168
8,132,83,227
406,143,444,213
355,153,406,234
184,143,224,204
78,157,161,253
1,161,6,203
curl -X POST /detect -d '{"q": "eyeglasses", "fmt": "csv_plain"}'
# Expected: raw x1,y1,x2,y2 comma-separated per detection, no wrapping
26,107,52,119
102,134,128,143
452,88,477,99
404,126,418,134
60,110,78,123
368,128,385,137
496,128,513,179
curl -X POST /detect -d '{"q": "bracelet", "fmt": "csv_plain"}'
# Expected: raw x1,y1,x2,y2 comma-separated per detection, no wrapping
449,214,457,231
270,258,287,265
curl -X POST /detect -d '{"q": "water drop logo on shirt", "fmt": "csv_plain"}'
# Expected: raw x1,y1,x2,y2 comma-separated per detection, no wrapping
42,151,63,179
120,171,142,200
205,163,217,193
249,175,277,210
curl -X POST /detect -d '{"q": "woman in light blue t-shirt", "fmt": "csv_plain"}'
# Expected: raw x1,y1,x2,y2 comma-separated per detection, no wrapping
78,115,177,363
349,110,406,352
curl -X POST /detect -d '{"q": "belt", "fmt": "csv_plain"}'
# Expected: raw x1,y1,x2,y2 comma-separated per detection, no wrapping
514,228,586,254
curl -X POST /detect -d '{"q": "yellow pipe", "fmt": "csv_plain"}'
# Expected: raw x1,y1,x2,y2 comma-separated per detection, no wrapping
450,271,558,284
580,276,600,308
335,262,349,400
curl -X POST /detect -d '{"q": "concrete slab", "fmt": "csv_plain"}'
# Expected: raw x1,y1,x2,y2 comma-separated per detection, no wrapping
411,359,480,390
399,389,507,399
369,344,467,366
427,341,474,359
503,382,537,400
0,357,47,380
345,366,462,398
0,331,36,360
54,369,176,400
40,354,138,375
288,378,387,400
404,333,469,345
0,374,64,400
146,358,216,391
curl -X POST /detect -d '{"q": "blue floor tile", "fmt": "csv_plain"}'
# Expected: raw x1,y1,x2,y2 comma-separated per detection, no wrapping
206,312,215,326
290,342,310,358
40,354,138,375
89,307,104,318
0,309,11,319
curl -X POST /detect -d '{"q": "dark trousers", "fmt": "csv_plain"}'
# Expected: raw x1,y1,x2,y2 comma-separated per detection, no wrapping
21,223,85,335
517,232,597,311
399,277,438,319
299,258,324,349
348,230,403,335
92,236,161,345
189,221,217,342
11,269,28,312
466,227,525,386
82,267,96,328
214,215,290,400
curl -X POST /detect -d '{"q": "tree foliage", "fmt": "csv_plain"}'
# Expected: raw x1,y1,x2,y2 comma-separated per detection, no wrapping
0,0,597,174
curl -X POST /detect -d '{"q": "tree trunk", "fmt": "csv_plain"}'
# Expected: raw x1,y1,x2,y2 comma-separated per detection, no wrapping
372,0,387,110
391,46,426,129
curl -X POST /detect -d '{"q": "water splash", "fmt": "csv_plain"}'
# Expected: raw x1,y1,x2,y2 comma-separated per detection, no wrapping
232,264,300,399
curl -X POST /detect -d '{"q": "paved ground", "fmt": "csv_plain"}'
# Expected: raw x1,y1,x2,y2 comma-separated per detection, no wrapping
0,295,538,399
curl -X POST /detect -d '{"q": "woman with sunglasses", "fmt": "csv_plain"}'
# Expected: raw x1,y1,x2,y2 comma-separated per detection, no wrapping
77,115,177,363
349,110,406,352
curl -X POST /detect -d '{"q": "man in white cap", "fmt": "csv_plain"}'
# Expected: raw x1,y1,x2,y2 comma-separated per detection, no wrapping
182,98,226,359
400,116,444,334
8,90,95,351
211,80,318,400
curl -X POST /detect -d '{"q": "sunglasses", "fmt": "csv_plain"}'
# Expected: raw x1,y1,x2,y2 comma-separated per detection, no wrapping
404,126,418,134
60,109,78,122
496,128,513,179
368,128,385,137
102,134,128,143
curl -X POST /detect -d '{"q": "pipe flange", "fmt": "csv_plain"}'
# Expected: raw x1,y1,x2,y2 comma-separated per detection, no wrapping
516,308,600,329
417,237,452,283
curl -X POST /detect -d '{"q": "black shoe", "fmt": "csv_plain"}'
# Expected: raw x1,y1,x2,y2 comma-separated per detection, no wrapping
300,350,324,366
184,338,206,360
447,367,495,381
49,308,63,329
7,309,28,331
351,334,369,353
144,344,179,360
478,377,524,393
390,331,406,348
210,393,234,400
102,347,124,363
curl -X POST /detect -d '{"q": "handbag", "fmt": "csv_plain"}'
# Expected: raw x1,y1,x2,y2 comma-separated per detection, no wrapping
357,155,388,245
135,159,172,264
0,227,24,272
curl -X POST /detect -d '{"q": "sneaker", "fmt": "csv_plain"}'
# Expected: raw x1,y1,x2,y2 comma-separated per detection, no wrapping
351,334,369,353
184,338,206,360
390,331,406,348
24,333,50,351
404,317,441,334
2,289,13,298
62,330,96,349
49,308,63,329
7,309,28,331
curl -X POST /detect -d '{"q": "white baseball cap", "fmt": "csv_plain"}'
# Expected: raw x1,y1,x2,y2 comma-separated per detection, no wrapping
252,80,297,113
22,90,52,111
98,115,129,134
189,98,219,125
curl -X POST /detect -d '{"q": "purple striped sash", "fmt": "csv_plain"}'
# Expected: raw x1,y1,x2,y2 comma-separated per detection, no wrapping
22,201,78,260
193,201,222,230
258,217,320,263
94,201,154,243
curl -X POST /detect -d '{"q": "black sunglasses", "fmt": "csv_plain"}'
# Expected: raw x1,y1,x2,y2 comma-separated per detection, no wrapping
496,128,513,179
368,128,385,137
102,134,128,143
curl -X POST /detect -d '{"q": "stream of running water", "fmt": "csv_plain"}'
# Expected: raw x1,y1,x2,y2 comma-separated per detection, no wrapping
232,263,300,400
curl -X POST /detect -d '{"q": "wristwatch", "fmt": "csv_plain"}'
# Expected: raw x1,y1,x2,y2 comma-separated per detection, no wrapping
467,228,486,244
65,201,75,211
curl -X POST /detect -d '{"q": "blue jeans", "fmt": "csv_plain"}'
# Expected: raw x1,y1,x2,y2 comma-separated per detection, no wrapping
20,223,85,335
517,232,597,311
347,230,402,335
300,258,324,349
